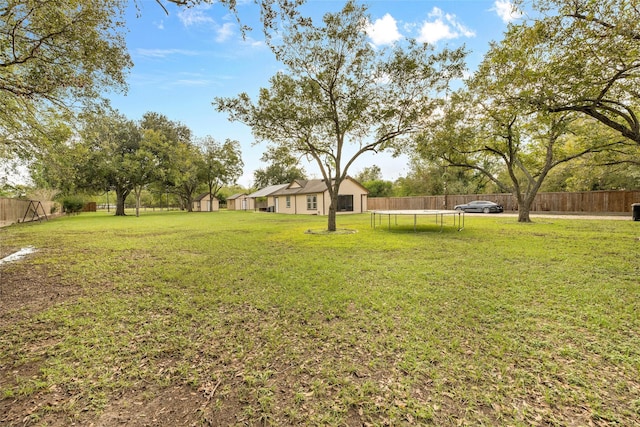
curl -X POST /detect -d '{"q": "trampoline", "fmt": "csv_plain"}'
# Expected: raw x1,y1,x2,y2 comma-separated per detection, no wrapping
370,209,465,232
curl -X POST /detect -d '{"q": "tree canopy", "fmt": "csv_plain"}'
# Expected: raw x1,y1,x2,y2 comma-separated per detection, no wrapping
31,110,246,216
415,0,640,222
497,0,640,144
1,0,132,159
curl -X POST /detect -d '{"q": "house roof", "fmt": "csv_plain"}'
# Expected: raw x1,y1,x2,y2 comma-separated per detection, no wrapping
270,177,369,196
248,177,368,199
194,193,218,201
227,193,247,200
247,183,289,198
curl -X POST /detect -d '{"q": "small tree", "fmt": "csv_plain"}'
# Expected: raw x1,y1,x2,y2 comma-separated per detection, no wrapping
253,146,306,188
167,141,203,212
354,165,382,183
198,136,243,210
62,196,85,214
130,129,165,217
215,1,465,231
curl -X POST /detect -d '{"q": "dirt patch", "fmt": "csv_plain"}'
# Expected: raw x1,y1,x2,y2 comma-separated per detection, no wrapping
0,245,20,260
0,261,86,426
0,261,267,427
0,259,83,325
0,247,37,266
304,228,358,235
1,385,220,427
94,385,210,427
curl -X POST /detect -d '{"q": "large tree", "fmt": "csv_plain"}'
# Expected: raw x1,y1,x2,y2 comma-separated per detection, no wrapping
542,148,640,192
354,165,382,183
79,111,142,216
497,0,640,144
1,0,131,158
419,89,619,222
353,165,393,198
215,1,465,231
153,0,306,37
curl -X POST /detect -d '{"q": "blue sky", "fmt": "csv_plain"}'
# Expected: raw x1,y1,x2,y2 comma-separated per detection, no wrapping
108,0,522,188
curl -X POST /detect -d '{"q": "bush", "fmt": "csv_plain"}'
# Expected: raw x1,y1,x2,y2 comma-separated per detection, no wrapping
62,197,84,214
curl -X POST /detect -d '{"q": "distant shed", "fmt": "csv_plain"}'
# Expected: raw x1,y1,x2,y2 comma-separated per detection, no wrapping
192,193,220,212
227,193,253,211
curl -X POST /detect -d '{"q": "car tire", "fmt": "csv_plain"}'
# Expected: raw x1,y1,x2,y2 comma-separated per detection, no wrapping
483,207,490,213
455,207,463,212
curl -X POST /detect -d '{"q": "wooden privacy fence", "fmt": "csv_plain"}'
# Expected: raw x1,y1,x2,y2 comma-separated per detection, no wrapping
368,190,640,214
0,198,60,227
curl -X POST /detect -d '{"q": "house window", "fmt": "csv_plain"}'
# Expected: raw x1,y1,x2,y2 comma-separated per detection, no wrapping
338,195,353,212
306,195,317,210
286,196,291,208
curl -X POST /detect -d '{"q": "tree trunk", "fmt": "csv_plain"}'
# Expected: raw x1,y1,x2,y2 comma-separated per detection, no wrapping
516,192,538,223
518,204,532,223
327,192,338,231
135,190,141,217
115,188,129,216
327,204,337,231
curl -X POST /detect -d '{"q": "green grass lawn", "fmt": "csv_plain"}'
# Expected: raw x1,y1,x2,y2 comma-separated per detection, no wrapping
1,210,638,426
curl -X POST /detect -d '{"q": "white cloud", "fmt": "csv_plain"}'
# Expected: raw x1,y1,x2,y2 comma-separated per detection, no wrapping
365,14,402,47
215,22,235,42
418,20,456,45
241,37,264,48
177,5,238,44
493,0,523,23
174,79,211,86
417,7,475,45
178,5,215,27
135,48,200,58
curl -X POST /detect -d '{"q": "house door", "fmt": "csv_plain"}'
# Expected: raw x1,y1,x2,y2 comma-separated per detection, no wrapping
207,200,212,211
242,199,246,210
274,197,279,213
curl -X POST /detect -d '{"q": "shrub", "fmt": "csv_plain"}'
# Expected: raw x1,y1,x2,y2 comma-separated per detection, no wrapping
62,197,84,214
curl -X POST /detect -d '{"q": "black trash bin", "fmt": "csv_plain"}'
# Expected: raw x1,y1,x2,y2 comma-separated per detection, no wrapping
633,203,640,221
